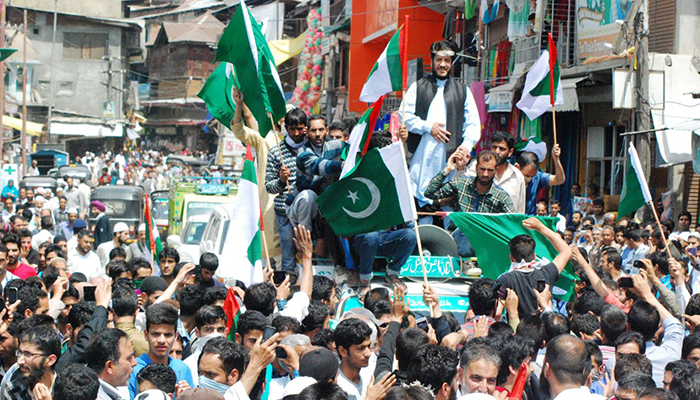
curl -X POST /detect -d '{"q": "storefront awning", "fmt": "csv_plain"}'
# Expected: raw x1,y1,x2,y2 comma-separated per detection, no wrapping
2,115,43,136
487,77,586,113
50,122,124,138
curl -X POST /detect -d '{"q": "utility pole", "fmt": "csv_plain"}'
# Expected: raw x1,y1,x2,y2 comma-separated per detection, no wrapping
0,0,6,166
633,11,651,179
105,42,111,118
20,8,26,177
47,0,57,143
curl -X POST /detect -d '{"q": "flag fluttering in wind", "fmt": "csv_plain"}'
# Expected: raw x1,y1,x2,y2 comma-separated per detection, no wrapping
217,146,264,287
340,96,385,178
516,33,563,121
618,142,653,219
215,0,286,136
223,287,242,340
144,193,163,261
450,213,577,301
198,62,238,127
359,24,408,103
317,142,416,237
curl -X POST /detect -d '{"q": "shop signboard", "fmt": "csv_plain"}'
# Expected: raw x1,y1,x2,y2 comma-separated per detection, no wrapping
576,0,633,59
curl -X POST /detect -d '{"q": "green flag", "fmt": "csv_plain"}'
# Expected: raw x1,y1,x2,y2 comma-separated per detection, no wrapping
317,142,416,237
215,0,286,136
618,142,653,219
198,62,238,128
0,49,17,62
450,212,577,301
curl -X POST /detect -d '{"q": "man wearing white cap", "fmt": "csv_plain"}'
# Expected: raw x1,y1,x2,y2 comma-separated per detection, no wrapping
57,207,80,240
129,224,149,261
96,222,132,268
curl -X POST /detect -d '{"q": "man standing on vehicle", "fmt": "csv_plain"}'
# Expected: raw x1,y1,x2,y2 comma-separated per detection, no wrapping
92,200,111,249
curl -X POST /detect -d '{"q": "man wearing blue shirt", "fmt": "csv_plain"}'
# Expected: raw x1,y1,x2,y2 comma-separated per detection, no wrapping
128,302,193,399
516,146,565,215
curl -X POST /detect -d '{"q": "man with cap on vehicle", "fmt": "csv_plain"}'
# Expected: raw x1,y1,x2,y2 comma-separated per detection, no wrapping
97,222,132,268
92,200,112,249
129,224,149,261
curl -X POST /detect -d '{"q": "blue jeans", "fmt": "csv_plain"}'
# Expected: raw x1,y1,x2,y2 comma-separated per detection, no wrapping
352,229,417,281
276,212,296,272
452,228,475,257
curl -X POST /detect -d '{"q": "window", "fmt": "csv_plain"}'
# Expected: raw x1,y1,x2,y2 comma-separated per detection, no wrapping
63,32,108,60
585,125,627,196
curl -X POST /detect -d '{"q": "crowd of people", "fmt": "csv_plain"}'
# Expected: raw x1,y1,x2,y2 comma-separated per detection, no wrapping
0,38,693,400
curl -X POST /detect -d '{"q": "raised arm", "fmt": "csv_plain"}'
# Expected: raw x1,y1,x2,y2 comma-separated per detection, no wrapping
570,245,611,299
549,144,565,186
522,217,571,273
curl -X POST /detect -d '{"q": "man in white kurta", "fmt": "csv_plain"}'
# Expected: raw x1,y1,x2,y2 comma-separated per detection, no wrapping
401,41,481,210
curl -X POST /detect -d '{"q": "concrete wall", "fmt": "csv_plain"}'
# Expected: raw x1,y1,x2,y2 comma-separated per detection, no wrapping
25,12,125,118
675,0,700,55
9,0,122,19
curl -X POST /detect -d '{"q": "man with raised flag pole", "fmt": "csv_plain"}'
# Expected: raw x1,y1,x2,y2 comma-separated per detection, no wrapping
400,40,481,220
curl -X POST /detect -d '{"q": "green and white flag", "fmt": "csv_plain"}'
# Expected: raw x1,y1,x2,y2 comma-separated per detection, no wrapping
618,142,653,219
218,145,264,287
198,62,237,127
359,25,407,103
516,34,563,121
340,96,385,178
318,142,416,237
450,213,577,301
216,0,286,136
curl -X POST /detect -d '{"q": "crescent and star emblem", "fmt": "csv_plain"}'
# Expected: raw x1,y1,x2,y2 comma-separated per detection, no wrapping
342,177,380,219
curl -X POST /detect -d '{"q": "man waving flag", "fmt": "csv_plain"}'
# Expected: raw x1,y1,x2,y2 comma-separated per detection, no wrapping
516,33,563,121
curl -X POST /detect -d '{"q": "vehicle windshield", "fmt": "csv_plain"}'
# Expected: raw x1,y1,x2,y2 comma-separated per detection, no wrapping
183,221,207,245
186,202,217,219
152,199,169,221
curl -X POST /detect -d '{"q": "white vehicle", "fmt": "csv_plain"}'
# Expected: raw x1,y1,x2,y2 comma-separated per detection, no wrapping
167,214,209,263
199,203,236,261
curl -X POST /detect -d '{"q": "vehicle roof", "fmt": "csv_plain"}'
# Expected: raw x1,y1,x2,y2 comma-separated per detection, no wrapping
20,176,58,186
92,185,145,199
167,155,207,166
182,193,237,203
151,190,169,200
210,202,236,219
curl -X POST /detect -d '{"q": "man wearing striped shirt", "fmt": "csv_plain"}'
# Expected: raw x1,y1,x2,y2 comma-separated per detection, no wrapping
266,108,308,272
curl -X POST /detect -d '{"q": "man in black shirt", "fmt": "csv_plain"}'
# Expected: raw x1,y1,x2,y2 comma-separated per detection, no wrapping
496,217,572,317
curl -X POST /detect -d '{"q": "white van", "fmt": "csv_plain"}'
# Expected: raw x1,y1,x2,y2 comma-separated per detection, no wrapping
198,203,236,261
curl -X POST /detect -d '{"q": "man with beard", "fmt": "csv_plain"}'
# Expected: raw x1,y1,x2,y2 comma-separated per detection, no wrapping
2,232,37,279
0,244,19,290
128,224,149,261
57,207,79,240
0,325,61,400
407,343,460,400
458,343,501,396
425,150,514,257
97,222,132,269
334,318,373,400
91,200,111,249
463,131,526,214
539,335,604,399
85,328,138,400
401,40,481,215
68,231,101,279
589,226,621,268
128,302,193,399
0,318,20,381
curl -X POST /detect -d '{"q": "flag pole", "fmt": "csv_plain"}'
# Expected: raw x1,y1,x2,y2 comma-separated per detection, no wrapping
267,112,289,189
649,201,673,259
547,33,558,146
259,204,271,269
551,105,558,145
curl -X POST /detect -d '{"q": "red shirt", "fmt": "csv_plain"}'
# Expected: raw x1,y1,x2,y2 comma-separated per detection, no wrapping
7,262,37,279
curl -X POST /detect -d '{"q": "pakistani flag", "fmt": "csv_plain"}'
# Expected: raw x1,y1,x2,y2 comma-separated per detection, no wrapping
359,24,407,103
218,145,264,287
216,0,286,136
340,96,385,178
618,142,653,219
450,213,577,301
198,62,238,127
514,114,547,162
516,33,563,121
318,142,416,237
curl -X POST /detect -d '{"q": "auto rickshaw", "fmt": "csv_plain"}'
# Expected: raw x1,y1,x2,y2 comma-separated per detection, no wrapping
89,185,145,237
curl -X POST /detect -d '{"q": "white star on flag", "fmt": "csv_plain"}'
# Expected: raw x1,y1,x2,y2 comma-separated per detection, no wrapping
347,190,359,204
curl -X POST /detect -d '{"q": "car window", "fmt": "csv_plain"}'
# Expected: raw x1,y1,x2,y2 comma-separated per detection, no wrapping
184,222,206,245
